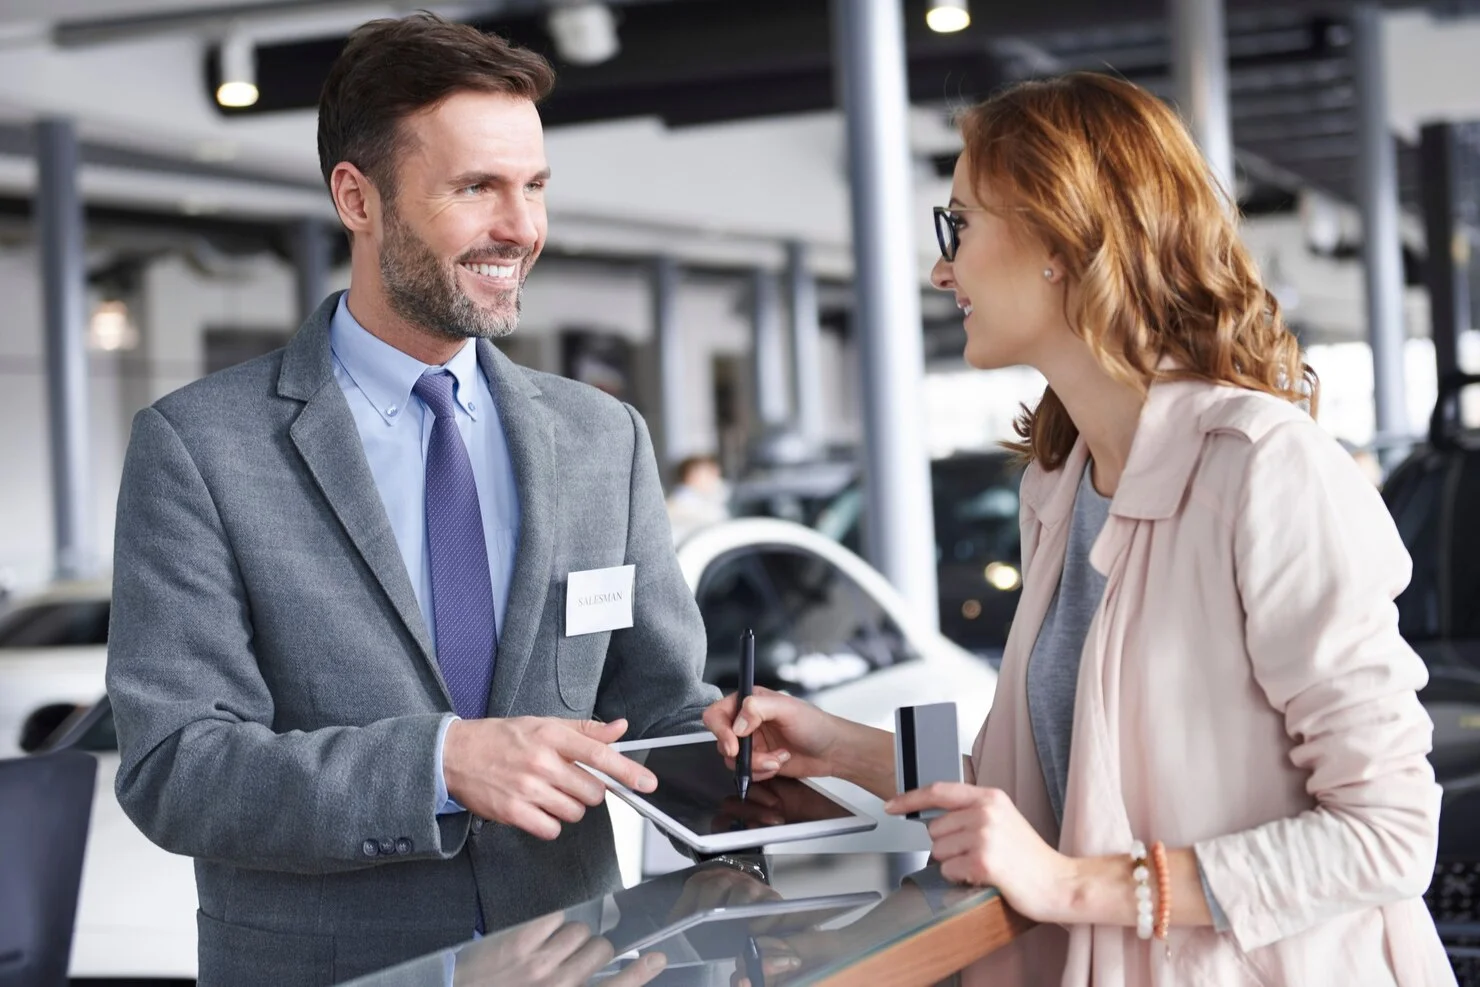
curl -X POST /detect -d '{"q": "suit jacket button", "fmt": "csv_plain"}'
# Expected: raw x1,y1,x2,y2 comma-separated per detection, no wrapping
471,817,484,834
395,838,413,855
378,838,396,855
361,839,379,857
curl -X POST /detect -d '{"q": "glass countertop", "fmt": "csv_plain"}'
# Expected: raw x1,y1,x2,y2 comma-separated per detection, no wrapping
340,852,1001,986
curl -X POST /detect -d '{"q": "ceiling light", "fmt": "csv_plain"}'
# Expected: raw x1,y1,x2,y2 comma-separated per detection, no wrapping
547,4,620,65
926,0,971,33
216,32,258,108
88,301,139,352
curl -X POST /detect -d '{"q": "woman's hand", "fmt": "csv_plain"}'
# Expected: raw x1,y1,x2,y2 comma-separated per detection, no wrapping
885,783,1077,924
702,686,848,783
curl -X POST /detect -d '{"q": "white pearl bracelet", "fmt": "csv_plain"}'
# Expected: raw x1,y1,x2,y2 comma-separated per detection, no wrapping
1131,839,1153,940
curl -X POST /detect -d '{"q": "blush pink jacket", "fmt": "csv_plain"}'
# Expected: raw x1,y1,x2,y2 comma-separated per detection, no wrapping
963,378,1455,986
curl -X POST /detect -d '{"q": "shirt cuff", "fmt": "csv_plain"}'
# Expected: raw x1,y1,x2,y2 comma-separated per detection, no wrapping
435,714,466,816
1195,852,1232,933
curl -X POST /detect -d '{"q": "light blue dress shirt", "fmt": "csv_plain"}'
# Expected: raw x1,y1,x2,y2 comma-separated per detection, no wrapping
328,294,520,815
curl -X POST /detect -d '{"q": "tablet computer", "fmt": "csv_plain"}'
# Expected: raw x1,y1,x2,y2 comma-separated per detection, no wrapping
579,731,877,854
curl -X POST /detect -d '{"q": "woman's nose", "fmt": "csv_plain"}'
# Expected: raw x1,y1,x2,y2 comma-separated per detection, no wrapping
929,256,954,291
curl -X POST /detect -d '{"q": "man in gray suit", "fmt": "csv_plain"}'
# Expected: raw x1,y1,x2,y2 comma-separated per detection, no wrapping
106,14,725,986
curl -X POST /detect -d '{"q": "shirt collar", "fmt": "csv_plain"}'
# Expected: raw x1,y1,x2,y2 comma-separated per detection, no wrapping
328,294,481,424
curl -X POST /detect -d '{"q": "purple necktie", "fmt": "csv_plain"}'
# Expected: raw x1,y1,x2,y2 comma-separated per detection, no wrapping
414,371,496,721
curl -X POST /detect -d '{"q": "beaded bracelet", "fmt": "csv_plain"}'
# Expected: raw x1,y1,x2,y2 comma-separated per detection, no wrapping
1151,840,1172,947
1130,840,1153,940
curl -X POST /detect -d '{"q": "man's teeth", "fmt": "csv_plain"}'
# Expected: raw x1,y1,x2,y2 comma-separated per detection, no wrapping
962,303,973,316
463,262,518,279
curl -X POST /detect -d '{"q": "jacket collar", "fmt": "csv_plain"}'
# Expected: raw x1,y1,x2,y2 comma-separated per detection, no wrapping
279,293,340,401
1020,372,1232,527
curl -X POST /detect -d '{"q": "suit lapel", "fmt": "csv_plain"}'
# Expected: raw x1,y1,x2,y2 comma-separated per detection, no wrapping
478,341,556,718
279,295,444,696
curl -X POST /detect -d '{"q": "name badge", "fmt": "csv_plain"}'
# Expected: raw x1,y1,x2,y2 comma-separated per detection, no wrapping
566,565,636,637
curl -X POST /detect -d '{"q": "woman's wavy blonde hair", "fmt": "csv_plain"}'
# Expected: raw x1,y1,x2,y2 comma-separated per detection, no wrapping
958,72,1316,470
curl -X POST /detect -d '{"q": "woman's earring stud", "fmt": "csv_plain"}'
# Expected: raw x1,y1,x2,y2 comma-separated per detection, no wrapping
1043,268,1054,280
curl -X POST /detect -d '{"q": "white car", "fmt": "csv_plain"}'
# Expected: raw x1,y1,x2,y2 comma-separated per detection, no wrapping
2,518,997,981
0,580,111,760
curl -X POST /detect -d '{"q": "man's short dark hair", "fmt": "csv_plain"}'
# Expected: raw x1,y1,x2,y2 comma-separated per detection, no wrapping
317,12,555,199
675,455,719,486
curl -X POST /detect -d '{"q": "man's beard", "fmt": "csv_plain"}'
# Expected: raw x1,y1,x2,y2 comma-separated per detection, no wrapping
379,201,523,342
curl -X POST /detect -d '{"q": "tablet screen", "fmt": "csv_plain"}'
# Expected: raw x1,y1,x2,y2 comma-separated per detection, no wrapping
622,740,853,836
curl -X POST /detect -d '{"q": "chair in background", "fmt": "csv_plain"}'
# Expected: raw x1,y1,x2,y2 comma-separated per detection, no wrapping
0,748,97,987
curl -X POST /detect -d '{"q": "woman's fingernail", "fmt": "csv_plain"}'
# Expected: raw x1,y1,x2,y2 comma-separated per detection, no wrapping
777,751,791,763
761,759,779,772
734,716,749,734
643,952,667,971
776,956,802,971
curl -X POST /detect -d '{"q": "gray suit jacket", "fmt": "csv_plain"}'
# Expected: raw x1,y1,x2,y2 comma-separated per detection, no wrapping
106,294,719,986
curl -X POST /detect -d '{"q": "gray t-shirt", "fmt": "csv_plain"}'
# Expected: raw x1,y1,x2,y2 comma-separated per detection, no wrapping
1026,464,1111,825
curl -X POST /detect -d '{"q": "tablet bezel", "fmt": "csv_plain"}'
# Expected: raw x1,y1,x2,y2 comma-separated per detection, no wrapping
581,731,878,854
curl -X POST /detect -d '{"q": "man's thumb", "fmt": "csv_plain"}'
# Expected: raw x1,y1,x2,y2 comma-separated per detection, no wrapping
583,718,628,740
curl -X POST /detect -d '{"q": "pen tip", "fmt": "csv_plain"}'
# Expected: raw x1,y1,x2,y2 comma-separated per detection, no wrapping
738,777,750,801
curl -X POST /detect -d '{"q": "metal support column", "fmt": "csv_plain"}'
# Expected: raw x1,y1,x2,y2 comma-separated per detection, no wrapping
786,241,824,450
36,118,93,581
291,217,334,324
750,269,790,429
832,0,939,628
1353,3,1410,458
650,255,686,468
1420,122,1469,383
1170,0,1234,197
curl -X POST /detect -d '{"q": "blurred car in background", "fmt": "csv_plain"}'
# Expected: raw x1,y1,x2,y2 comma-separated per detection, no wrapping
732,450,1024,660
1381,372,1480,982
0,582,197,980
0,581,111,759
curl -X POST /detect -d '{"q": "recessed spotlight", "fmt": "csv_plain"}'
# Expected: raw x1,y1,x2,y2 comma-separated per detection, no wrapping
216,32,258,108
926,0,970,33
547,4,620,65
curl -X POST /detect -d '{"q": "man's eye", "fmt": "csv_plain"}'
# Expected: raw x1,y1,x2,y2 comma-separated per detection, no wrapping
461,184,485,196
526,181,546,194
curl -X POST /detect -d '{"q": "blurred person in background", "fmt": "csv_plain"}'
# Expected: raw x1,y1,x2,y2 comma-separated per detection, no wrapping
665,453,730,544
709,73,1450,986
106,13,712,986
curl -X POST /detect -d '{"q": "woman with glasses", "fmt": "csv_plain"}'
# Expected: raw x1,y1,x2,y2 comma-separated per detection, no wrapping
706,72,1450,985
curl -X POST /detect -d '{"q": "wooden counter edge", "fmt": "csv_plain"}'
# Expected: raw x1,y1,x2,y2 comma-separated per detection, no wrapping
812,892,1037,987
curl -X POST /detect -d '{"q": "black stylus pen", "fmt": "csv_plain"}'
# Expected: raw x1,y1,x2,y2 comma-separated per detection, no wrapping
736,628,755,801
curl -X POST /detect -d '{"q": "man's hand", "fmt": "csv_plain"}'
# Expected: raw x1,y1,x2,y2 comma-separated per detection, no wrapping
444,717,658,841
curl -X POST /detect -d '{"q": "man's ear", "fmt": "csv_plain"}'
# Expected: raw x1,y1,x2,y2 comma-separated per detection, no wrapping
330,162,380,237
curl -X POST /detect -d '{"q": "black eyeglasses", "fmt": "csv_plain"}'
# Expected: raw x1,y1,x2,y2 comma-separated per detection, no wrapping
933,205,991,263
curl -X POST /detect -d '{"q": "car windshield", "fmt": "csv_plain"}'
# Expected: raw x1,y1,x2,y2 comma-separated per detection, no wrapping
693,544,918,696
0,599,110,648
